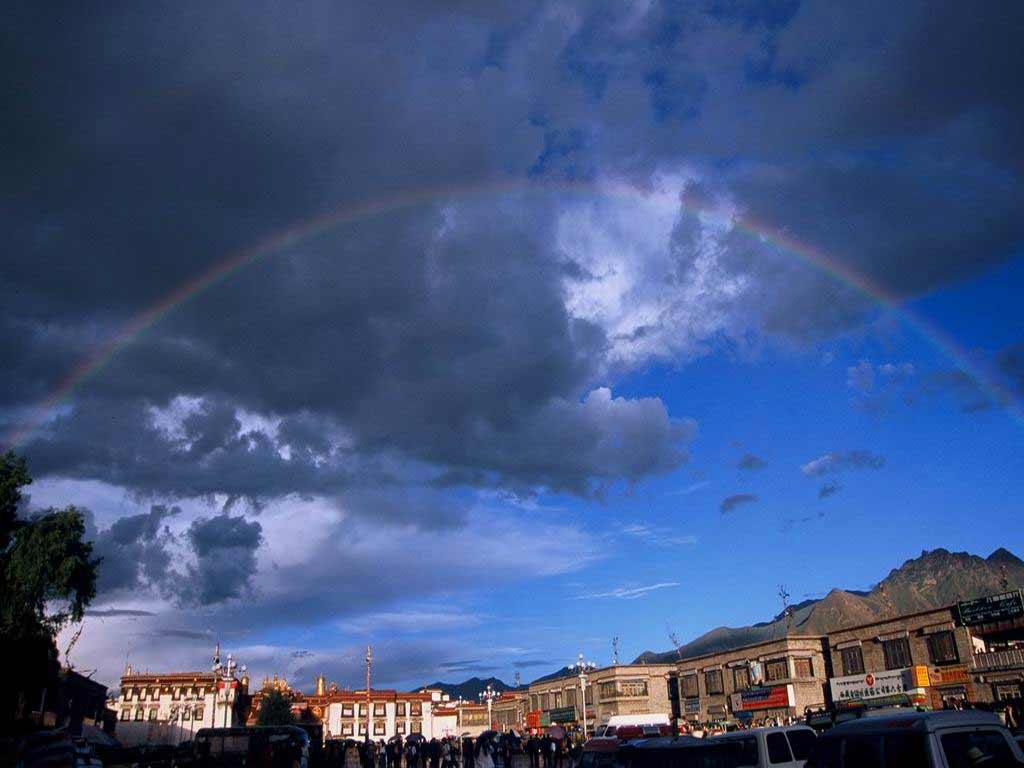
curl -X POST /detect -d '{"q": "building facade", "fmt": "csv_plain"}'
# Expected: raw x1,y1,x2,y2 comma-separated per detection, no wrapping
492,691,528,732
676,636,829,724
527,663,675,731
114,667,249,745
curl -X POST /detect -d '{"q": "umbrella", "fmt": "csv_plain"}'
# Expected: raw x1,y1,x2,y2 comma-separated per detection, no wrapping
547,726,566,740
405,734,426,743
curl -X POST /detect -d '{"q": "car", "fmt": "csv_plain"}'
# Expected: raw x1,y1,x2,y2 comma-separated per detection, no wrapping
619,736,745,768
712,725,818,768
804,709,1024,767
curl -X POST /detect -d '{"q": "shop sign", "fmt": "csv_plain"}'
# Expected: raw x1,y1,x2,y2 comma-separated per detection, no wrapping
835,693,911,712
729,684,795,713
958,591,1024,626
526,711,541,729
910,665,930,688
547,707,576,724
539,711,551,727
934,665,969,685
830,669,909,703
684,698,700,715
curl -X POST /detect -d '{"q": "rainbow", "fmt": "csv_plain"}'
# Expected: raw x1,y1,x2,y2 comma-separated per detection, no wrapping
4,177,1019,450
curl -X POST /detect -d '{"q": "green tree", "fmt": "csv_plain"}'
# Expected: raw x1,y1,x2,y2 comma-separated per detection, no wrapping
257,688,296,726
0,451,100,729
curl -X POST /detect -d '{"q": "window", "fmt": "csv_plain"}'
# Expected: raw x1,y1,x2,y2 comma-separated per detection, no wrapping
541,692,552,709
882,637,912,670
765,732,792,764
732,666,751,691
194,706,204,720
343,704,354,717
553,691,562,707
785,729,816,760
411,720,422,734
152,687,160,700
843,736,881,768
359,703,368,717
584,686,593,705
134,708,144,721
840,646,865,675
940,730,1015,768
883,734,929,768
764,658,788,682
731,736,758,766
411,702,422,716
374,721,385,735
120,708,130,721
397,721,406,735
374,703,386,716
926,631,960,664
343,723,354,736
793,657,814,678
704,669,723,695
359,723,367,736
681,675,699,697
183,707,192,721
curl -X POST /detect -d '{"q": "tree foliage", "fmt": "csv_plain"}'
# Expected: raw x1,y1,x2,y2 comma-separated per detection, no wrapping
0,451,100,728
256,688,296,726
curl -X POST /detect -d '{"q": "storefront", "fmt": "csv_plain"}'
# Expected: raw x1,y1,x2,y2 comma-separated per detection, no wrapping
829,668,927,712
729,684,795,721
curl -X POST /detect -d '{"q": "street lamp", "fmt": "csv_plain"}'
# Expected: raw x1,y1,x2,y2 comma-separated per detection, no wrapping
212,646,246,728
568,654,597,740
479,685,498,730
456,696,465,735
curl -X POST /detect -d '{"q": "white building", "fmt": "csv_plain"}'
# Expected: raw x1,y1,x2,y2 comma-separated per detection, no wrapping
114,666,248,746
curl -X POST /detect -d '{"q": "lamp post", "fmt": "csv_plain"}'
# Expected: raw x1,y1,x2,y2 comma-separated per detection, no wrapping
456,696,464,735
568,654,597,740
212,645,245,729
479,684,498,730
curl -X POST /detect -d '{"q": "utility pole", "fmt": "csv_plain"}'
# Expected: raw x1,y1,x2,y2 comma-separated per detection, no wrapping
365,646,373,740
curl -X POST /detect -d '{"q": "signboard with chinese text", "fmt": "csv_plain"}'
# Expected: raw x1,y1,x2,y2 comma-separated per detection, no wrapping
830,669,909,704
684,698,700,715
958,591,1024,626
729,684,794,713
547,707,576,723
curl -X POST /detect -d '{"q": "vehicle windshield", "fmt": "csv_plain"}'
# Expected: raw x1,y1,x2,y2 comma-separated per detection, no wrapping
4,0,1021,756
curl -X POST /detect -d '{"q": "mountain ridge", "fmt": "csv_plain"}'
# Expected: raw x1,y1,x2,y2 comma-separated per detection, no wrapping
633,547,1024,665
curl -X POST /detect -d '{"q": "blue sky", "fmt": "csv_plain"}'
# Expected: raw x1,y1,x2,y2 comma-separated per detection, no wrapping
4,0,1023,690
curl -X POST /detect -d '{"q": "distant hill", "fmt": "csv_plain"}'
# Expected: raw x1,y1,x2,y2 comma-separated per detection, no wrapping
422,676,513,700
634,547,1024,664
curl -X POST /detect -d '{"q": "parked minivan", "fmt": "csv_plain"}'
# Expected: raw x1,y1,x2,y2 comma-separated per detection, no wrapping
712,725,817,768
804,710,1024,767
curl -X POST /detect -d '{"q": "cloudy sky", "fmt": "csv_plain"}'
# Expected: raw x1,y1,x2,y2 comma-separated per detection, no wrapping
3,0,1023,691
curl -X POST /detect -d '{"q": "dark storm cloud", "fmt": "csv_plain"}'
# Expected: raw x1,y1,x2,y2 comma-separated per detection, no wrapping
720,494,757,514
86,608,156,618
3,0,1022,514
90,504,180,594
737,453,767,471
512,660,552,669
184,513,263,605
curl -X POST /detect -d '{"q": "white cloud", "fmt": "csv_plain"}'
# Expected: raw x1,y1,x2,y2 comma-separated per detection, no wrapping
574,582,680,600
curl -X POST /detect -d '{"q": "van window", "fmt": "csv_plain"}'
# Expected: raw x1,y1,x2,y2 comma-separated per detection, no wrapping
732,737,758,766
785,730,815,760
842,736,881,768
883,734,929,768
766,732,792,764
940,730,1016,768
805,737,840,768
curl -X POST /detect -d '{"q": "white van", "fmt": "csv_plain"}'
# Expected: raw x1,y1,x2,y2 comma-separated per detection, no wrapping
597,714,671,738
712,725,818,768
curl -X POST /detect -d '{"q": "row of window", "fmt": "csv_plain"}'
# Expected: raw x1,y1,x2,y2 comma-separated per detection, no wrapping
597,680,649,699
529,687,594,711
681,657,816,698
119,706,205,722
337,703,422,717
838,631,959,676
121,686,205,701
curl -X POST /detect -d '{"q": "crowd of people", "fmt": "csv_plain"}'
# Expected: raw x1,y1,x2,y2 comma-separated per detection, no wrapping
324,732,585,768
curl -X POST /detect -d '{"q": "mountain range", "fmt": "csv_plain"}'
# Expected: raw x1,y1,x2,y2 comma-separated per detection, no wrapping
634,547,1024,663
424,547,1024,691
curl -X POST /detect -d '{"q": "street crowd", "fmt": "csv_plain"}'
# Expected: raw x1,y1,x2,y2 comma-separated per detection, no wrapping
326,733,584,768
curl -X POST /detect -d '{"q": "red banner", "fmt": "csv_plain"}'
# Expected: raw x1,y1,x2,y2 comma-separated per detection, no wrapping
731,685,791,712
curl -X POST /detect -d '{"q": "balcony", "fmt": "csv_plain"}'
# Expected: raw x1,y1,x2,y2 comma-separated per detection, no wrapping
973,648,1024,672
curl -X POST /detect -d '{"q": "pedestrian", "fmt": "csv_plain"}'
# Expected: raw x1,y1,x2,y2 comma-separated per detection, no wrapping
463,738,475,768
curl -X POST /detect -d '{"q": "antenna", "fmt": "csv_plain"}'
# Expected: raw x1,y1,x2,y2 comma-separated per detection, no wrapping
778,585,793,635
64,624,84,669
514,672,521,688
612,637,620,665
667,627,683,660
